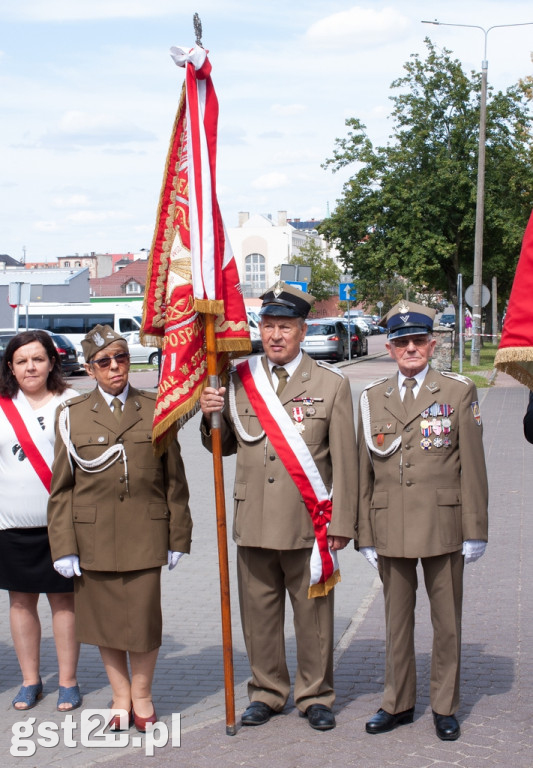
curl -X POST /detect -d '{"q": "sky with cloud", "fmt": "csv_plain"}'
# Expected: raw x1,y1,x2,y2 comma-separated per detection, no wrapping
1,1,532,262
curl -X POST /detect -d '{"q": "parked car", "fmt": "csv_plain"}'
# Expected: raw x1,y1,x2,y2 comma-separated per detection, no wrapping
438,313,456,328
360,315,382,335
121,331,160,365
245,307,263,352
340,320,368,357
301,319,348,362
353,318,371,336
0,328,81,374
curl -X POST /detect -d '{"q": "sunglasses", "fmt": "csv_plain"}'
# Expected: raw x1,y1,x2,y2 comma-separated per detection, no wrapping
91,352,130,369
391,337,431,348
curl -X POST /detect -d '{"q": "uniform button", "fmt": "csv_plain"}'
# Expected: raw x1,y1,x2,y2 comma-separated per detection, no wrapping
119,476,125,483
405,444,411,450
119,494,125,501
405,462,411,468
405,480,413,487
117,437,124,444
405,427,412,433
269,455,275,461
268,477,275,483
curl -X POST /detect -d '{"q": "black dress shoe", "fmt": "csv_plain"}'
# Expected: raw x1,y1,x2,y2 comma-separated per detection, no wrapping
433,711,460,741
365,707,415,734
241,701,275,726
299,704,336,731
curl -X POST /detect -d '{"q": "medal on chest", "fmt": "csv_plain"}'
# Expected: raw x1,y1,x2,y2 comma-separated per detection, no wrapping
292,406,305,434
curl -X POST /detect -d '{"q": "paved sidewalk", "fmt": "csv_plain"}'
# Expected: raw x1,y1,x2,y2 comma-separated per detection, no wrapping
1,359,531,766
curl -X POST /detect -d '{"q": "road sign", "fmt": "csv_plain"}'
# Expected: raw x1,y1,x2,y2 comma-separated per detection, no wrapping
285,280,307,292
465,284,490,308
339,282,356,301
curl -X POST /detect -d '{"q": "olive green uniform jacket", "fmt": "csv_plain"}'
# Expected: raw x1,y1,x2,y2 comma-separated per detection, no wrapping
357,368,488,557
48,386,192,571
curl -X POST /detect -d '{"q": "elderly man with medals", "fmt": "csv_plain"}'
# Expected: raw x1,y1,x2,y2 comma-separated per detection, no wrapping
200,281,358,731
357,301,488,741
47,325,192,732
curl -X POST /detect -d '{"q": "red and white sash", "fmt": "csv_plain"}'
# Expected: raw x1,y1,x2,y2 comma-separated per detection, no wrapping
0,394,53,492
236,357,340,598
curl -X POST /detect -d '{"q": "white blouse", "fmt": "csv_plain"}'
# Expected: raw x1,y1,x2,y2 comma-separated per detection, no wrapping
0,388,78,530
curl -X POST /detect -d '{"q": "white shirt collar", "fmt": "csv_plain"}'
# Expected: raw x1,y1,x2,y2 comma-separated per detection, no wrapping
398,366,428,399
98,383,129,408
267,351,303,381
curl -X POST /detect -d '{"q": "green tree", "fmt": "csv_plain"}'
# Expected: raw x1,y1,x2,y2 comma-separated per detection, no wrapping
277,238,343,302
320,38,533,312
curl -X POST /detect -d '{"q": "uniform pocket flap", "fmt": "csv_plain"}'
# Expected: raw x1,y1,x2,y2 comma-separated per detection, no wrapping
371,491,389,509
149,503,169,520
73,506,96,523
76,433,109,447
131,431,153,443
233,482,247,500
371,421,397,435
436,488,462,506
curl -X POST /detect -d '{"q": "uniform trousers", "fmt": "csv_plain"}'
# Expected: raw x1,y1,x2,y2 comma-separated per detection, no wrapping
380,550,463,716
237,546,335,712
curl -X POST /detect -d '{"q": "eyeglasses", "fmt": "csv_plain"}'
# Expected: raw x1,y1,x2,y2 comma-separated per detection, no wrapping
391,337,431,349
91,352,130,369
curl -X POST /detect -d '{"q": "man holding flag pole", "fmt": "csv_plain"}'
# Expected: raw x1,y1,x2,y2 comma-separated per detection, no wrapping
200,281,358,731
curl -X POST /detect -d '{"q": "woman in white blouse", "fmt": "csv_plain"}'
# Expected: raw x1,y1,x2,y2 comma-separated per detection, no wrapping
0,330,80,711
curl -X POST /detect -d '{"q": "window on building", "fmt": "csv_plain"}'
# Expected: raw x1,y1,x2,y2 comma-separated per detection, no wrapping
244,253,266,297
125,280,142,294
64,261,70,267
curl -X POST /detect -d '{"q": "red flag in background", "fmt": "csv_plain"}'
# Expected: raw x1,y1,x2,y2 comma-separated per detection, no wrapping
142,44,251,452
494,210,533,387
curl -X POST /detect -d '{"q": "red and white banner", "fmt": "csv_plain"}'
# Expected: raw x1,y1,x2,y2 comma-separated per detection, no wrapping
142,44,250,452
495,210,533,387
235,356,340,598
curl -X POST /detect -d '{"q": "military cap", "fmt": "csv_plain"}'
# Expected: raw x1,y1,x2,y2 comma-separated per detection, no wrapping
81,324,128,362
381,300,436,339
259,280,315,319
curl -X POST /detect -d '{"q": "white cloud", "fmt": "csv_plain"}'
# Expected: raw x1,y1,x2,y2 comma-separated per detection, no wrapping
271,103,307,116
34,221,61,233
37,111,155,150
306,5,411,49
66,210,133,224
52,194,92,209
2,1,216,22
251,173,289,190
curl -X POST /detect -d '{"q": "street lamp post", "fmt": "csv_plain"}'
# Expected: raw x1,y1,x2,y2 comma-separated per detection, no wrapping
422,20,533,365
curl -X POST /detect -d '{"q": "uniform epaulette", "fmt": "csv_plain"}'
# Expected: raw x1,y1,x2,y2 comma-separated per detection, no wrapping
363,376,389,392
440,371,473,386
137,389,157,400
59,392,91,409
316,360,344,378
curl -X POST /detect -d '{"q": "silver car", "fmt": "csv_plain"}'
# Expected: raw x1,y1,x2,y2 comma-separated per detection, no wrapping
121,331,160,365
301,319,348,362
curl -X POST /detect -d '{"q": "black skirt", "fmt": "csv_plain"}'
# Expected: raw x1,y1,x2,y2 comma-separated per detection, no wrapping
0,527,74,593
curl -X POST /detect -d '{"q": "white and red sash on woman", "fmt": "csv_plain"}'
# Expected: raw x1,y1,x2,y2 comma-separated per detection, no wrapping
236,356,340,598
0,393,53,492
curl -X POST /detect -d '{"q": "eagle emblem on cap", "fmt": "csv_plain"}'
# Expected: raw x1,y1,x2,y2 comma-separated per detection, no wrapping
398,301,410,313
274,281,283,298
93,331,105,347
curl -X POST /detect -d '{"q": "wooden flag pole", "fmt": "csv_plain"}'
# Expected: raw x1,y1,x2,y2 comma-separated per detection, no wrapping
204,311,236,736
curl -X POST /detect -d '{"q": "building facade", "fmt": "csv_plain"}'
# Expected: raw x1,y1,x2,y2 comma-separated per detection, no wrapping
227,211,329,298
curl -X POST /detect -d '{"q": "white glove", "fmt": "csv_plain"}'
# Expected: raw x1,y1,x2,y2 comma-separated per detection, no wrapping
359,546,378,569
168,551,185,571
54,555,81,579
462,539,487,564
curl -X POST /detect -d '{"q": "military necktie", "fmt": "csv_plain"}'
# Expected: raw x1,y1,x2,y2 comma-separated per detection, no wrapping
273,366,289,397
111,397,123,422
402,378,417,410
